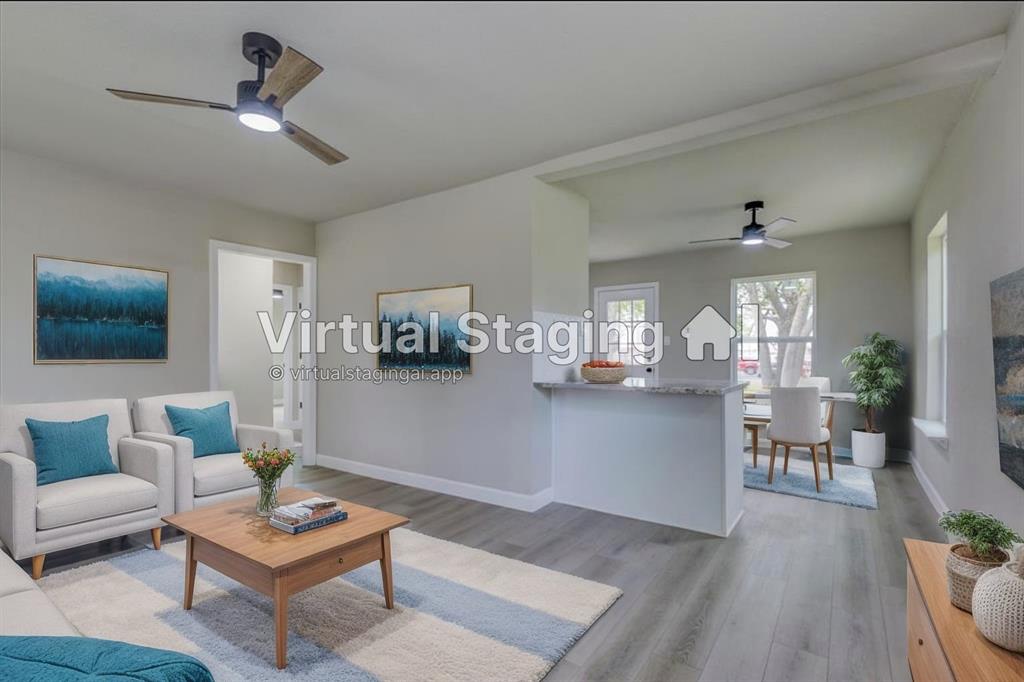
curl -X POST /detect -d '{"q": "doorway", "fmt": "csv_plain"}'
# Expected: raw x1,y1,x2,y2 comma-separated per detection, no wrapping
209,240,317,466
593,282,660,379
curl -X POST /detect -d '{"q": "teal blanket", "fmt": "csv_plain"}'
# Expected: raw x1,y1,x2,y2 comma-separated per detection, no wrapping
0,636,214,681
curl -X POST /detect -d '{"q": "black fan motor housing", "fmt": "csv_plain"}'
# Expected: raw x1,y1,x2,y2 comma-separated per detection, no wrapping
236,80,263,107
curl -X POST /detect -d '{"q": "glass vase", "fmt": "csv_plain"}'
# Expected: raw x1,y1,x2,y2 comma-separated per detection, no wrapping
256,478,279,516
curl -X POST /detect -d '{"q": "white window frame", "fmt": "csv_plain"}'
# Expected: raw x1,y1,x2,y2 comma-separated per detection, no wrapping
926,213,948,423
729,271,817,384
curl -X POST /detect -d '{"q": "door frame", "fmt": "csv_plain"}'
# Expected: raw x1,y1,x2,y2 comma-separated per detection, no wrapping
592,282,661,380
209,240,318,466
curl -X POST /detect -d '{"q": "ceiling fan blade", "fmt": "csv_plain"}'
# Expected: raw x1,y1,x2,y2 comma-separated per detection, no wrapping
689,237,742,244
258,47,322,107
280,121,348,165
764,237,792,249
763,217,796,232
107,89,233,111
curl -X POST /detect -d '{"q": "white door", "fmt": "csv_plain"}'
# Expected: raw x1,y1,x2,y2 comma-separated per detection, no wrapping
594,283,659,379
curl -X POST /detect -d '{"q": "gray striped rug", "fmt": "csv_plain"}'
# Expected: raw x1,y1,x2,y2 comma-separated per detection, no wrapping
39,529,621,681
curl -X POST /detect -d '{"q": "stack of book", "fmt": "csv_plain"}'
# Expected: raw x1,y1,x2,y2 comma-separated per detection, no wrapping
269,497,347,534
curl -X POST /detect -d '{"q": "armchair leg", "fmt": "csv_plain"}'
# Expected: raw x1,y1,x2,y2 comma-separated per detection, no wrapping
151,527,162,550
825,440,835,480
767,441,778,483
783,445,791,475
31,554,45,580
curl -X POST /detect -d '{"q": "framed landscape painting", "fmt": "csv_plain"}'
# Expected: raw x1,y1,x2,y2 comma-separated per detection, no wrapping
34,256,169,364
377,284,472,372
990,266,1024,489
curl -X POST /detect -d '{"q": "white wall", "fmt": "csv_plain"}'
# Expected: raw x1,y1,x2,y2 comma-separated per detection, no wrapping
910,8,1024,530
316,172,548,498
531,180,590,316
591,224,915,451
217,251,273,426
0,149,315,406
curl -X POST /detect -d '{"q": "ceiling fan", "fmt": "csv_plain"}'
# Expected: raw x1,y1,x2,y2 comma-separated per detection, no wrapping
689,201,796,248
107,32,347,165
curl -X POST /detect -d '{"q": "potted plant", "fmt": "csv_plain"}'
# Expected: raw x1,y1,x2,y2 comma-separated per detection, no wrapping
938,509,1023,612
842,332,904,468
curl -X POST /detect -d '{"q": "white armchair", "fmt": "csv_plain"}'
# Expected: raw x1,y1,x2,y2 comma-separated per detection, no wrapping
0,398,173,579
132,391,294,513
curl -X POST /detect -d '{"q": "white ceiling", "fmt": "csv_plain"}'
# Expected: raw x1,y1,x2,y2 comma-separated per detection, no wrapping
0,2,1015,223
561,85,975,261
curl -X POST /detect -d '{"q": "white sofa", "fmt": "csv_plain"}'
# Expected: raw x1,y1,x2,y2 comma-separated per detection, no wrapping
132,391,294,513
0,398,173,579
0,549,77,635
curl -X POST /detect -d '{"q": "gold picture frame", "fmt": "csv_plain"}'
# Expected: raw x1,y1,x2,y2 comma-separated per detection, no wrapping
376,283,473,374
33,255,169,364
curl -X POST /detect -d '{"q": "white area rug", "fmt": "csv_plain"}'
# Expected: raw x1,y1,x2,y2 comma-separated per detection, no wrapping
39,528,621,681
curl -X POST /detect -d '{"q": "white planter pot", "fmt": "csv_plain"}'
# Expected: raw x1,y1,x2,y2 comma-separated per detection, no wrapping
852,429,886,468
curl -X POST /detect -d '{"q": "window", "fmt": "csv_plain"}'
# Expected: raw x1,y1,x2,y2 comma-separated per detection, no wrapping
926,213,948,422
732,272,815,389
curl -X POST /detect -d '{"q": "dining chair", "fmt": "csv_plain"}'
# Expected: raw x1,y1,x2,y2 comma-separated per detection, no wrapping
767,386,835,492
743,403,771,467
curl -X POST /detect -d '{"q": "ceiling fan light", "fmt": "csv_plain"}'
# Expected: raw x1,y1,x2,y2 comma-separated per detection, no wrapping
238,112,281,132
236,99,282,132
741,236,765,245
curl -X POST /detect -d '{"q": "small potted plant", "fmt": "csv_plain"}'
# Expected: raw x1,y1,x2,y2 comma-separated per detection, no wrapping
842,332,904,468
938,509,1023,612
242,441,296,516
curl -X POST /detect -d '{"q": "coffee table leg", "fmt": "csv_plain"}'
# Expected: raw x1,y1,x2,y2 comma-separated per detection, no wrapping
274,574,288,669
380,531,394,609
184,535,197,610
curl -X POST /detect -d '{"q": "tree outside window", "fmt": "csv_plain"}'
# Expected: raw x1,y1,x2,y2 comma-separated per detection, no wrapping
734,273,815,389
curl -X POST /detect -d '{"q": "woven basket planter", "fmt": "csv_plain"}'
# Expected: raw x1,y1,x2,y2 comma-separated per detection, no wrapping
580,366,627,384
972,552,1024,652
945,544,1006,612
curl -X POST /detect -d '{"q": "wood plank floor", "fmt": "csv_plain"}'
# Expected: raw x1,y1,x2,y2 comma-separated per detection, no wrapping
26,454,945,682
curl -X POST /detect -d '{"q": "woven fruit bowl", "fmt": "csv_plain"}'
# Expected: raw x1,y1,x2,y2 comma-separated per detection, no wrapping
581,362,626,384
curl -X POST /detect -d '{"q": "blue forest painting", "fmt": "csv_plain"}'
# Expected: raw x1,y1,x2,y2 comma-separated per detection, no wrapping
991,266,1024,490
35,256,168,363
378,284,472,372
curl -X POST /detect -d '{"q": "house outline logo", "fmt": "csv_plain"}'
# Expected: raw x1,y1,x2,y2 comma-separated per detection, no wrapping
680,305,737,361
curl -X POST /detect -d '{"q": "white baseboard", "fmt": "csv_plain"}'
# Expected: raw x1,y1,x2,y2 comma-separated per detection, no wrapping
909,451,949,516
315,454,555,512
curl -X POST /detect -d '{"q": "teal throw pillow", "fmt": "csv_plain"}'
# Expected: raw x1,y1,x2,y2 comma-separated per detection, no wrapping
25,414,117,486
164,401,239,457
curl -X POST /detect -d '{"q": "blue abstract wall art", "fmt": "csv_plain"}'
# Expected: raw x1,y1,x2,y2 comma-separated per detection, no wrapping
377,284,472,372
34,256,168,363
990,265,1024,490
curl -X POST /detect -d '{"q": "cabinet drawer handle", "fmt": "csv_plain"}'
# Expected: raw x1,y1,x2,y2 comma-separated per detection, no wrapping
918,638,924,646
338,557,345,564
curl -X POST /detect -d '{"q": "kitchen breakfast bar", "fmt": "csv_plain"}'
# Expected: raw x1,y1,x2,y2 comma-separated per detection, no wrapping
535,378,748,537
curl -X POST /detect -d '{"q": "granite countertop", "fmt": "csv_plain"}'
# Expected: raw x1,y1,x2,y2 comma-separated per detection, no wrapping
535,377,748,396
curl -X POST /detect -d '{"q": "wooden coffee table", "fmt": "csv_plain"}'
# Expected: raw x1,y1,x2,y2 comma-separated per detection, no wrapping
162,487,409,669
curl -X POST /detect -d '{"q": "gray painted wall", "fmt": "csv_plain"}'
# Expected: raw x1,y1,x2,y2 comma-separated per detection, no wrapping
316,172,549,495
910,9,1024,531
218,251,273,426
531,180,590,316
591,224,914,451
0,149,315,407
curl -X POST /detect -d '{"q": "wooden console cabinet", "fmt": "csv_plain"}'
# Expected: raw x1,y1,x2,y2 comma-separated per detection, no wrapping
904,539,1024,681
